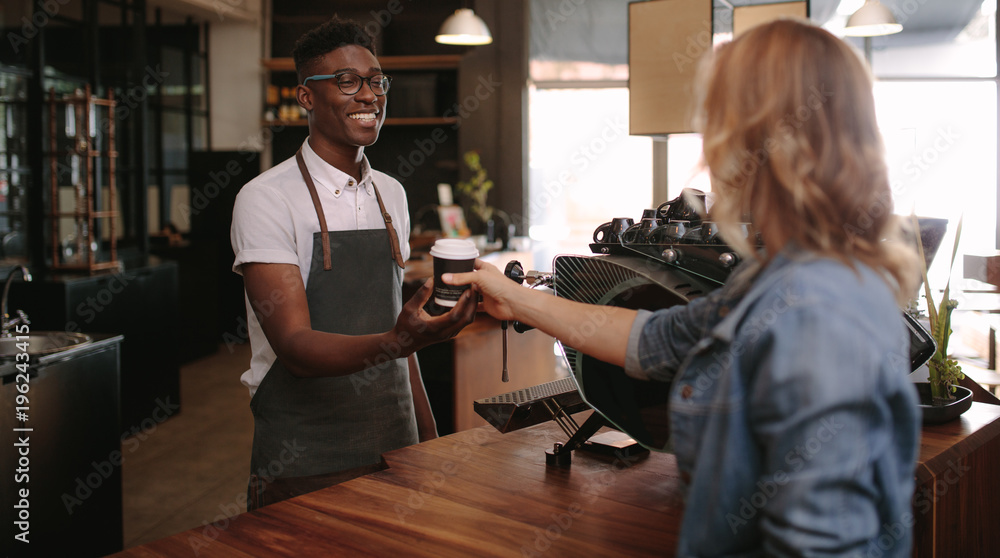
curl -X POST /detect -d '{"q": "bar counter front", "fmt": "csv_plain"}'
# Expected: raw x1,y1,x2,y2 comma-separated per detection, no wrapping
114,403,1000,557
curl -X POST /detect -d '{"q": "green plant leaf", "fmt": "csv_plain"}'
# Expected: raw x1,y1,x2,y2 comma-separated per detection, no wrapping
911,212,964,394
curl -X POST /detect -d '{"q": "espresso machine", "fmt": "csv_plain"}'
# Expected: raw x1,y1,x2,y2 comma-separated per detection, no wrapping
473,189,938,466
474,189,736,465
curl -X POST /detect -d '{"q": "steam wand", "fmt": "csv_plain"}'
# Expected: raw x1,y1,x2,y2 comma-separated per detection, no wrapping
501,261,526,382
501,319,509,382
499,261,556,381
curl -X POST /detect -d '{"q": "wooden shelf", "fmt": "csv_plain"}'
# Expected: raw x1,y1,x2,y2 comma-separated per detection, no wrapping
262,116,458,127
262,54,462,72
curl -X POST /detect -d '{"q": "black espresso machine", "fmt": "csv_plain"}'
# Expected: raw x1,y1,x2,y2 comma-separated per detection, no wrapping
474,189,941,466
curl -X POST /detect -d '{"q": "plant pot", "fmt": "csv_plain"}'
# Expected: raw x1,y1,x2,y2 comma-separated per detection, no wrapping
914,382,973,425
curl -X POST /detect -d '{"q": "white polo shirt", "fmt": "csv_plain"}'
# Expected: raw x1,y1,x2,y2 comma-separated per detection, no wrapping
231,138,411,395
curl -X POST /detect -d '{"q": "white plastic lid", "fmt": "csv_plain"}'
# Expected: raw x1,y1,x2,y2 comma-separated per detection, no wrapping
430,238,479,260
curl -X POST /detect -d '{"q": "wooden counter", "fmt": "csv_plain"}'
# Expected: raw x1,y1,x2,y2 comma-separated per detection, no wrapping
912,402,1000,558
112,414,684,557
112,403,1000,557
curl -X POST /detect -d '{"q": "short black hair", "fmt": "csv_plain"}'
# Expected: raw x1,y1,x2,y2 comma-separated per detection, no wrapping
292,16,377,83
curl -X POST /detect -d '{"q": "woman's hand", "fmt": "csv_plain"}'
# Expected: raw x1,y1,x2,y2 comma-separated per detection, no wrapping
443,259,520,321
446,258,636,369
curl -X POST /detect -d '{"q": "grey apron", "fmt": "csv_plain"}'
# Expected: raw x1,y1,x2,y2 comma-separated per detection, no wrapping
247,149,415,509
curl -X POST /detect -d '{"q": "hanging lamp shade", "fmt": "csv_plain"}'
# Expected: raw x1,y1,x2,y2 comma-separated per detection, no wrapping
435,8,493,45
843,0,903,37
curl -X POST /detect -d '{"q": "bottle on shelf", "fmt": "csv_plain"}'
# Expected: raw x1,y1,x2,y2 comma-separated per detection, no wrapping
264,84,279,121
279,87,302,122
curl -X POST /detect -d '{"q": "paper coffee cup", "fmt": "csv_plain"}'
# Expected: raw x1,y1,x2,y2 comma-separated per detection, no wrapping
430,238,479,309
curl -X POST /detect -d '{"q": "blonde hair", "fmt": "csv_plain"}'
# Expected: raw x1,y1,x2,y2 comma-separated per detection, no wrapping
694,18,918,304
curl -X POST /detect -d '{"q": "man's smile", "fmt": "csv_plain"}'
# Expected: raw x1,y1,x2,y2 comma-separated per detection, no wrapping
348,111,378,122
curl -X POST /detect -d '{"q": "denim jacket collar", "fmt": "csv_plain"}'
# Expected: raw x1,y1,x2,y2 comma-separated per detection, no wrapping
710,249,820,343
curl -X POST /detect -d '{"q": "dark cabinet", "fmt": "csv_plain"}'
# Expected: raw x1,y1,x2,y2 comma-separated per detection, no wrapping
0,336,124,557
8,261,179,434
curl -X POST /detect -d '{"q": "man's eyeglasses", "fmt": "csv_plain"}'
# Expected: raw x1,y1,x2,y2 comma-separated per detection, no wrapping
302,72,392,96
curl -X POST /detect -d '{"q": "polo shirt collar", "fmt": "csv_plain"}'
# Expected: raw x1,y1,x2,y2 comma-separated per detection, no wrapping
300,138,375,199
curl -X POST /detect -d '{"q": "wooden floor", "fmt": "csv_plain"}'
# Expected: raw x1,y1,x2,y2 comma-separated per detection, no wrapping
121,343,254,549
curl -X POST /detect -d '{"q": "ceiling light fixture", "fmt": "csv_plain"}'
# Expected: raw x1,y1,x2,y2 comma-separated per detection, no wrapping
435,8,493,46
843,0,903,37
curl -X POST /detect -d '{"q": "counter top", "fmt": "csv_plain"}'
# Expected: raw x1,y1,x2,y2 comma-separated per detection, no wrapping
113,413,684,557
0,332,123,377
111,403,1000,557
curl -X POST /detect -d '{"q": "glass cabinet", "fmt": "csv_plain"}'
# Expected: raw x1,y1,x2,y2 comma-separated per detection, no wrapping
0,70,29,266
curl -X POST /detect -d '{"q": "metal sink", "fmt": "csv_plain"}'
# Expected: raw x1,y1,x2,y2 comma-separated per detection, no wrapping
0,332,93,358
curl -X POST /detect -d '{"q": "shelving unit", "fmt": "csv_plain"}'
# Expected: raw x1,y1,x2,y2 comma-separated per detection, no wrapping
260,54,462,127
261,2,472,224
45,85,120,273
260,53,464,220
261,54,462,72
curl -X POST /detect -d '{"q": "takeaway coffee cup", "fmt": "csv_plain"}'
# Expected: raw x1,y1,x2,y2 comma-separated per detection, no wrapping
429,238,479,312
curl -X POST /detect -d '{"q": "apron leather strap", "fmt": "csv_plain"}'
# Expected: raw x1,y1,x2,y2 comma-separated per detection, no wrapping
295,146,406,271
295,148,332,271
372,184,406,269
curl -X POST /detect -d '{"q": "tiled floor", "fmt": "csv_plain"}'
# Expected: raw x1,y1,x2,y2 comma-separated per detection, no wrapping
120,342,254,550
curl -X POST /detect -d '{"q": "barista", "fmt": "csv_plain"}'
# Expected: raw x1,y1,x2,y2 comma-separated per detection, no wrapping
231,16,476,509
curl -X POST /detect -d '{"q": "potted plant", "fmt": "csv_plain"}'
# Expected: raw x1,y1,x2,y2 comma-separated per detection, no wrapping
912,215,972,422
456,150,510,246
456,150,493,223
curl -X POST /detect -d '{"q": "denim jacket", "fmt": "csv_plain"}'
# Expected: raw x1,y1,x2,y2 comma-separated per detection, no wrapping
624,250,920,557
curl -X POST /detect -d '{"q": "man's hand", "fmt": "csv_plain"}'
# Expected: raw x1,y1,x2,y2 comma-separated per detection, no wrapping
391,278,477,355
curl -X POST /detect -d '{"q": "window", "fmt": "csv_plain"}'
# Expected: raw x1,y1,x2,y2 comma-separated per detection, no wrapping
528,86,653,265
827,1,998,288
528,0,653,265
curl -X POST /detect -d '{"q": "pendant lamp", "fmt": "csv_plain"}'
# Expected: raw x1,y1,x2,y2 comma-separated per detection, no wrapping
435,8,493,45
843,0,903,37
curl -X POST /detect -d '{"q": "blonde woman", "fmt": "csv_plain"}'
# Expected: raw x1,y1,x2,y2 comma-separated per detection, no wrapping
447,19,920,557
